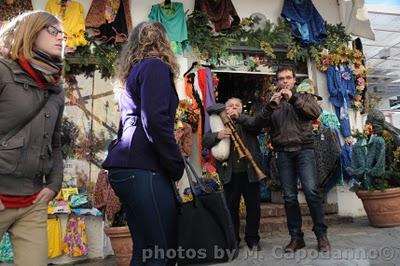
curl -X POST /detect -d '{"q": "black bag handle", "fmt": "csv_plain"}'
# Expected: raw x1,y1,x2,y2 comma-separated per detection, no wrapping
173,157,211,204
0,91,49,147
183,157,209,193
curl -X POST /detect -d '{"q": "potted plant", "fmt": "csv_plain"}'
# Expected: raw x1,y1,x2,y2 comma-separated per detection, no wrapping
104,208,133,266
350,109,400,227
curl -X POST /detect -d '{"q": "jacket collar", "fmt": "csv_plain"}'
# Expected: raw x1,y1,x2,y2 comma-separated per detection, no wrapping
0,57,63,94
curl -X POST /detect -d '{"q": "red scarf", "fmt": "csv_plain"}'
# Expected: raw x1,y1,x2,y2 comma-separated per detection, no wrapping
18,57,48,88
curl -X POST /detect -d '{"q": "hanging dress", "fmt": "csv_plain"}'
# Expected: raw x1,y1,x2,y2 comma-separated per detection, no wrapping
281,0,327,45
326,65,356,138
350,135,386,189
45,0,87,49
148,2,190,55
194,0,240,32
85,0,132,44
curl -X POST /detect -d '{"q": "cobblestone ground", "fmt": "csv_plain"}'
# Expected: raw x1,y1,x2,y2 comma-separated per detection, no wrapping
2,217,400,266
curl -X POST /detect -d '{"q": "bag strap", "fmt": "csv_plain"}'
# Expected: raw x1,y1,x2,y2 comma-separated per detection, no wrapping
172,157,207,204
0,91,50,147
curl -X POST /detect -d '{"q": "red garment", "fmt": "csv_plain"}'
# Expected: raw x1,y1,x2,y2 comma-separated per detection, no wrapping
197,68,208,111
0,193,39,208
194,0,239,32
18,57,47,88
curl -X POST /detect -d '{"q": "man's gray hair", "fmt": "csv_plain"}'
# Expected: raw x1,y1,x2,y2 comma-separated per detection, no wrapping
225,97,243,114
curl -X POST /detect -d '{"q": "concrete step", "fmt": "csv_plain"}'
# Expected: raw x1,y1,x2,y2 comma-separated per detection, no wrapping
240,214,354,237
240,202,338,218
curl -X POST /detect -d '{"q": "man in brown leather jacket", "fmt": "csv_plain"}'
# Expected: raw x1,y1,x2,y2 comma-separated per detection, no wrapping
238,66,331,252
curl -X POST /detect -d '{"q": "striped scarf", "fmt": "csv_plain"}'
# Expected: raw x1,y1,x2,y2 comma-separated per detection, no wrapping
28,49,63,86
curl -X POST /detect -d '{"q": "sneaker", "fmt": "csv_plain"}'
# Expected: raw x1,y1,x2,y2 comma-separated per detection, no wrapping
317,236,331,252
284,239,306,253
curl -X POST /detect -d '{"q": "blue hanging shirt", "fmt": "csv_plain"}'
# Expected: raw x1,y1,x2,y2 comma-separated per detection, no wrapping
281,0,327,45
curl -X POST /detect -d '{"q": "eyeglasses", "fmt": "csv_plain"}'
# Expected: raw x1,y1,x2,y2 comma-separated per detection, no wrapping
46,25,64,37
277,76,294,82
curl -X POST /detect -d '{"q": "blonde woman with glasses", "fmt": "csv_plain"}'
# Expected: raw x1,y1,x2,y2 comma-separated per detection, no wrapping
0,11,65,266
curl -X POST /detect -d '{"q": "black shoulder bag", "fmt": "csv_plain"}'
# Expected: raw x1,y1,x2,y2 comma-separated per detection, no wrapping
176,158,238,265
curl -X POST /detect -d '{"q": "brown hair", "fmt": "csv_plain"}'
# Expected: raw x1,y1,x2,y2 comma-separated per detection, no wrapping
115,21,179,84
0,10,60,60
276,66,296,79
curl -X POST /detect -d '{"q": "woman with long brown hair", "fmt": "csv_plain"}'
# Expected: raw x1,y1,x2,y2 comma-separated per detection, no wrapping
0,10,65,266
102,22,184,266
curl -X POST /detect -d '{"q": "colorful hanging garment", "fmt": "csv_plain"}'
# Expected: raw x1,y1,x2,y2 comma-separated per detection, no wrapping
313,125,341,192
148,2,190,55
175,122,193,157
281,0,327,45
48,217,62,259
326,65,356,137
62,216,88,257
0,232,13,263
45,0,87,49
194,0,240,32
319,110,341,130
0,0,33,23
196,67,216,134
350,135,386,189
184,74,203,162
93,170,121,223
85,0,132,44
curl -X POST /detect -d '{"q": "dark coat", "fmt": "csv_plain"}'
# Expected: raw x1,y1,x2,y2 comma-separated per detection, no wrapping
203,114,263,184
102,58,184,181
0,57,64,196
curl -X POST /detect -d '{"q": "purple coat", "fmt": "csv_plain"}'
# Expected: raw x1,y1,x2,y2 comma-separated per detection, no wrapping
102,58,184,181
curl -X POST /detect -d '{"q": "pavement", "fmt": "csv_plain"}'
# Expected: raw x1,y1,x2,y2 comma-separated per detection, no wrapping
2,217,400,266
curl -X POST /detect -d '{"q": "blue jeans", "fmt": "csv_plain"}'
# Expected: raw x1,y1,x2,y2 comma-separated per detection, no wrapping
276,149,327,240
108,168,178,266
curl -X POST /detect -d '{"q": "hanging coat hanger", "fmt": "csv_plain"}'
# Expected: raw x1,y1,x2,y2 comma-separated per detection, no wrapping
183,62,199,77
161,0,172,9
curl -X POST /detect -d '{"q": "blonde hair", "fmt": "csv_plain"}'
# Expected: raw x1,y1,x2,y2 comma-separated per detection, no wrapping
0,10,60,60
115,21,179,84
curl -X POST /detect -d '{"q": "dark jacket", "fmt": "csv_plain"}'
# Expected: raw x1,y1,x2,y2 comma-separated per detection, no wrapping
102,58,184,181
238,89,322,152
203,114,262,184
0,57,64,196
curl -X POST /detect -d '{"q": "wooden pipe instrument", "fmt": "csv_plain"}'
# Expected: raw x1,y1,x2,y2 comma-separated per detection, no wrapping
218,110,267,181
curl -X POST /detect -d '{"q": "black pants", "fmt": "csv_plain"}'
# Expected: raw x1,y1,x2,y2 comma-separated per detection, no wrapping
224,171,260,246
